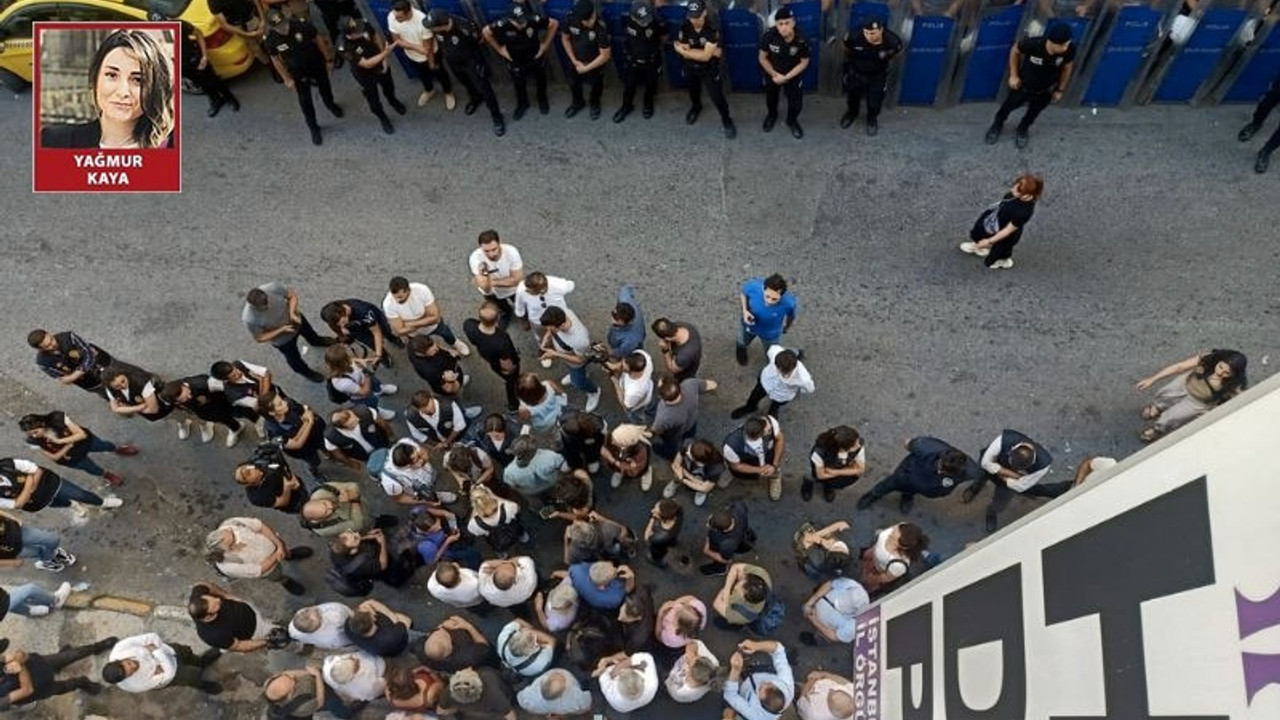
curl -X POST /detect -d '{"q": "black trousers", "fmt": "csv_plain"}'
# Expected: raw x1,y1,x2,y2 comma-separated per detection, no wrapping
560,433,603,469
19,643,105,704
314,0,357,42
184,60,235,106
185,396,243,432
169,643,221,690
621,61,660,111
509,59,549,109
765,78,803,122
688,67,731,121
967,474,1073,518
569,68,605,109
273,313,328,380
993,88,1052,130
863,468,959,504
739,380,787,418
354,68,400,119
846,72,886,121
292,66,338,132
1253,76,1280,154
409,54,454,94
451,59,502,122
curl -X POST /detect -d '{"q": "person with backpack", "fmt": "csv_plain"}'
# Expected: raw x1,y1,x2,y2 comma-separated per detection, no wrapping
800,577,870,646
466,485,528,555
712,562,780,633
860,522,930,596
325,528,397,597
377,439,457,506
322,344,398,420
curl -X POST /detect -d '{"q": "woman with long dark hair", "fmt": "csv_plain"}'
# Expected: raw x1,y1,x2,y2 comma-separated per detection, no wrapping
41,29,175,148
959,174,1045,270
1135,349,1248,442
802,425,865,502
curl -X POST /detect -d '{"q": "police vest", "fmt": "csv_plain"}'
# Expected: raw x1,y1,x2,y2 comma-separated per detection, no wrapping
724,426,774,467
995,430,1052,474
323,408,387,460
809,443,857,475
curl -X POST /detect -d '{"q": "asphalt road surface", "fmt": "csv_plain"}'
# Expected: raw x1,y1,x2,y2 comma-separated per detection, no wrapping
0,57,1277,719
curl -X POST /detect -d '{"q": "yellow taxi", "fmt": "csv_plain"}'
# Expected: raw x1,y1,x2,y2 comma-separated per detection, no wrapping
0,0,256,91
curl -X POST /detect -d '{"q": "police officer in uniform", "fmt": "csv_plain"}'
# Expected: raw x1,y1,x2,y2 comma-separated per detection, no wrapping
314,0,360,53
150,6,239,117
265,7,345,145
674,0,735,138
560,0,612,119
425,8,507,136
855,436,983,515
159,374,247,447
984,23,1075,149
484,0,559,119
758,6,811,139
338,15,406,134
841,17,901,136
27,329,120,398
612,0,664,123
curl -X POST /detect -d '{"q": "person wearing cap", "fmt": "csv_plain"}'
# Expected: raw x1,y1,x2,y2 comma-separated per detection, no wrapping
387,0,458,111
484,0,559,119
984,23,1075,149
207,0,269,66
613,0,665,123
674,0,737,138
264,7,345,145
758,6,811,139
560,0,612,119
152,7,240,117
426,9,508,136
337,15,407,135
841,16,902,136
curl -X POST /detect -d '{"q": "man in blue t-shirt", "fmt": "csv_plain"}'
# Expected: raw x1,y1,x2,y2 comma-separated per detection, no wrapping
736,274,798,366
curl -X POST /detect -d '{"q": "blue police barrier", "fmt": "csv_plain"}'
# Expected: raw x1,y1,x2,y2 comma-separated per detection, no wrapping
959,4,1027,101
545,0,577,79
1055,15,1092,46
659,4,690,89
476,0,513,23
898,15,955,104
1081,4,1164,105
848,1,892,32
1153,8,1249,101
602,1,632,75
1224,22,1280,101
787,0,823,90
723,8,765,91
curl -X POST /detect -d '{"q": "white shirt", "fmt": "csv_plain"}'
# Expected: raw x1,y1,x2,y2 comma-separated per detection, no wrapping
469,244,524,299
873,526,910,578
810,445,866,469
386,8,433,62
545,307,591,354
620,350,654,410
225,360,269,408
213,517,279,579
324,421,376,454
517,669,594,716
760,345,815,402
540,576,579,632
0,458,39,509
812,578,869,644
722,416,781,465
288,602,354,649
497,620,555,677
428,566,484,607
329,365,369,399
467,497,521,537
980,435,1051,492
379,439,436,498
382,282,439,336
723,645,795,720
322,652,387,702
405,402,466,445
514,275,576,325
664,640,719,703
478,556,537,607
599,652,660,713
797,677,858,720
108,633,176,693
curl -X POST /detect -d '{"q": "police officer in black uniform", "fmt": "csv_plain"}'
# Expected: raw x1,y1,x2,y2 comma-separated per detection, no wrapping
560,0,612,119
674,0,735,138
758,6,810,139
612,0,664,123
425,8,507,136
265,7,344,145
150,5,239,117
984,23,1075,149
841,16,901,136
483,0,559,119
338,15,406,134
314,0,360,54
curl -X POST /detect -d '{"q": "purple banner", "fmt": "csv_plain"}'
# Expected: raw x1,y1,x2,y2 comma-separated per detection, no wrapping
853,605,882,720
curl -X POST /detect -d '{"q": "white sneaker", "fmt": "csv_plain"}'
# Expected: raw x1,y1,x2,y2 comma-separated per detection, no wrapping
200,421,215,444
464,405,484,420
34,560,65,572
694,491,708,506
377,407,397,420
418,90,435,107
586,462,600,473
177,419,191,440
299,343,310,356
640,467,653,491
445,93,457,110
610,472,623,488
990,258,1014,269
959,241,978,254
560,375,572,386
379,383,398,396
585,390,601,413
662,481,678,498
462,374,472,387
452,340,471,357
27,604,51,617
225,426,243,448
101,496,124,509
540,358,553,368
53,582,72,607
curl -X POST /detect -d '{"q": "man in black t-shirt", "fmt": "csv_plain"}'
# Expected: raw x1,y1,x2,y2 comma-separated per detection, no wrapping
985,23,1076,149
613,0,666,123
841,17,902,135
484,1,559,118
699,501,755,576
234,445,308,514
187,583,272,652
26,329,118,397
675,0,736,138
208,0,269,64
463,299,522,412
345,599,412,657
0,639,114,707
427,9,507,136
758,6,811,139
265,8,344,146
321,297,403,369
561,0,612,119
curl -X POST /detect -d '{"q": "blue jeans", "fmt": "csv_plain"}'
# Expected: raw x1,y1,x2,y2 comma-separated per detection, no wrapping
19,526,60,562
47,478,104,507
424,320,460,346
737,321,781,350
351,375,387,411
566,365,598,394
4,583,56,616
64,436,117,477
624,395,659,426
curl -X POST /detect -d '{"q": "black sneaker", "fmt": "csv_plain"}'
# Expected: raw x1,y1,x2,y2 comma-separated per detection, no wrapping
642,104,654,118
856,493,877,511
207,100,224,118
1238,122,1260,142
493,118,506,137
281,578,306,596
899,494,915,514
286,546,314,561
379,116,395,134
984,123,1002,144
565,103,584,118
513,104,529,120
390,99,407,115
698,561,727,577
613,106,632,123
589,105,601,120
800,481,813,502
327,103,344,118
867,118,879,136
228,94,241,112
723,120,737,139
1014,126,1029,149
960,486,979,504
309,127,323,146
788,121,804,139
822,484,836,502
840,111,855,129
762,113,777,132
200,682,225,695
735,344,748,365
729,405,752,420
686,106,701,125
1256,151,1272,174
985,513,998,534
465,100,481,115
538,99,550,114
799,630,820,646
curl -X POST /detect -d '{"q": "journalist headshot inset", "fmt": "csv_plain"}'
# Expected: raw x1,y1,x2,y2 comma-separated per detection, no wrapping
40,28,176,149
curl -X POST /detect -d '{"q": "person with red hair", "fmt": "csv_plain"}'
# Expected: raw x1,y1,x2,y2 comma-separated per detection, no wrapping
959,174,1045,270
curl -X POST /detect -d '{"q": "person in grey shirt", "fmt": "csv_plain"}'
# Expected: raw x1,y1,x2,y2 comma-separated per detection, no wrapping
648,374,716,461
517,668,594,717
651,317,702,382
241,283,336,383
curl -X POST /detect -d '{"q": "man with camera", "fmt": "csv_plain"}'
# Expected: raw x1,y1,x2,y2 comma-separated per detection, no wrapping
233,442,308,514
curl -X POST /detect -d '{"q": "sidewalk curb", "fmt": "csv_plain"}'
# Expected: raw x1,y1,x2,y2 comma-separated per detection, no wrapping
62,592,177,620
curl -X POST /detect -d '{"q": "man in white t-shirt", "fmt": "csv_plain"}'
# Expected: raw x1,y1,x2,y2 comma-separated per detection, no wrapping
322,651,386,702
801,577,869,645
538,305,601,412
732,344,814,420
609,349,654,424
288,602,353,649
469,230,525,322
514,271,576,329
382,276,470,357
796,671,857,720
478,555,537,606
380,438,457,505
595,651,659,713
428,560,484,608
386,0,456,108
